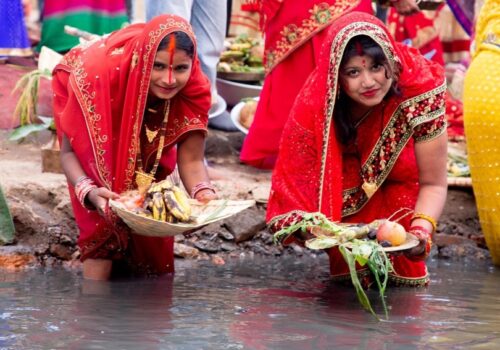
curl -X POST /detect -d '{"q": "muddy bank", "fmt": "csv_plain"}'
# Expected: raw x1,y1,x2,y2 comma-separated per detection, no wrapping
0,129,490,271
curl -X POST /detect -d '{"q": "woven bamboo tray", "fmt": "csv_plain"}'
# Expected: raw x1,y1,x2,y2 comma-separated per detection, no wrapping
109,199,255,237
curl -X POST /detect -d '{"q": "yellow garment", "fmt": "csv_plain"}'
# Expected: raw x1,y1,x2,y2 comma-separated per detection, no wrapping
463,0,500,265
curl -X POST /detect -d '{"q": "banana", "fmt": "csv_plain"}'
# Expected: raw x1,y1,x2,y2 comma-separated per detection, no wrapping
172,186,192,218
147,179,173,194
163,190,190,222
151,192,167,221
132,207,153,219
166,212,176,223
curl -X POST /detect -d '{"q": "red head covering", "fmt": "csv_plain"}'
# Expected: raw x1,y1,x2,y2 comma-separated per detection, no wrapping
52,15,211,265
267,12,446,224
53,14,211,193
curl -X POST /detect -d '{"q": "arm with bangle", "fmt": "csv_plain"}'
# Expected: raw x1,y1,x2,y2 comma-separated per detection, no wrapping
177,131,218,203
407,132,448,259
60,134,120,215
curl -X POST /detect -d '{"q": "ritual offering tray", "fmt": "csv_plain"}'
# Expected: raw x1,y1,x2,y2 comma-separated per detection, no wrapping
110,198,255,237
109,180,255,237
272,211,422,319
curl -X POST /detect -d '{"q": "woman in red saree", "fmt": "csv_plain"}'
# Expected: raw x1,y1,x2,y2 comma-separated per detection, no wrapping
52,15,217,280
239,0,422,169
267,12,448,286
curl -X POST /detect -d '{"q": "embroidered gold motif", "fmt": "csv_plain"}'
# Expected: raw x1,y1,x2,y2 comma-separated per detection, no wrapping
361,181,377,199
145,125,159,143
111,47,124,55
131,50,139,70
264,1,356,74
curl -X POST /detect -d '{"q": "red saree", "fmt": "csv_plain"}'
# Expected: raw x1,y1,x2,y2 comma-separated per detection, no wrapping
52,15,211,274
267,12,446,286
240,0,373,169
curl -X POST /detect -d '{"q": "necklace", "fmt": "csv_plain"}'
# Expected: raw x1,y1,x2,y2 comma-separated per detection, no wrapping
135,100,170,194
352,107,374,129
145,125,159,143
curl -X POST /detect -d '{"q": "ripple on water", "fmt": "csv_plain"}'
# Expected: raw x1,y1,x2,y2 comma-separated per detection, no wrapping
0,257,499,349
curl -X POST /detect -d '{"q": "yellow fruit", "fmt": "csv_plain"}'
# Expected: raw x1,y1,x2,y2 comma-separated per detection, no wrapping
376,220,407,246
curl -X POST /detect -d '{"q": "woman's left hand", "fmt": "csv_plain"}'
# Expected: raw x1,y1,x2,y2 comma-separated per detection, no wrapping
195,188,218,204
404,227,431,260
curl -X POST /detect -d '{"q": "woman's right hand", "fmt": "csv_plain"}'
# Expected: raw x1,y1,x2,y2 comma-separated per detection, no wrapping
87,187,120,217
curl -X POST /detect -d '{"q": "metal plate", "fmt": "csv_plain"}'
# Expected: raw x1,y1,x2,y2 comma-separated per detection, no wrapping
217,71,264,82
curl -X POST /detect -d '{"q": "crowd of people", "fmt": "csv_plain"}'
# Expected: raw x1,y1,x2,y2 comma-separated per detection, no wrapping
1,1,498,285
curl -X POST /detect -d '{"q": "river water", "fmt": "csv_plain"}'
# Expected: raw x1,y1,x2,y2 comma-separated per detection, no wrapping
1,256,499,350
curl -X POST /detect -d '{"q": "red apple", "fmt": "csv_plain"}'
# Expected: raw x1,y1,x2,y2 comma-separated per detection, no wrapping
376,220,407,247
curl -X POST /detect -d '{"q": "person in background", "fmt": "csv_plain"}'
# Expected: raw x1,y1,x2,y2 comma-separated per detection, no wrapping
240,0,422,170
0,0,32,59
386,6,445,65
37,0,129,53
463,0,500,266
52,15,218,280
267,12,448,286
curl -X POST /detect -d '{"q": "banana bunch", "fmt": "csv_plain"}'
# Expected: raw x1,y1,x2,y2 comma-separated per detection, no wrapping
139,179,192,223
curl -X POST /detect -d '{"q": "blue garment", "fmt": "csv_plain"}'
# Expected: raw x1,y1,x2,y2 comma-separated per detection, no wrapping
144,0,227,96
0,0,31,57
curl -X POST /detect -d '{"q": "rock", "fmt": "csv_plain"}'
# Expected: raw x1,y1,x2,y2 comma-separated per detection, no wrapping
218,230,234,241
0,245,37,270
434,233,474,247
49,243,74,260
438,244,490,261
194,240,220,253
224,207,266,243
220,242,238,251
174,243,200,259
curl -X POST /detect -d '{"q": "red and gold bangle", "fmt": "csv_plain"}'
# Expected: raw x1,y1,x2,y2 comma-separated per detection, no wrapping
74,176,97,209
411,212,437,233
190,182,216,199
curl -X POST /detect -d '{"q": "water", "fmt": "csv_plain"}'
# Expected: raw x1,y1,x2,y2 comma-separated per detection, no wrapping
1,256,499,350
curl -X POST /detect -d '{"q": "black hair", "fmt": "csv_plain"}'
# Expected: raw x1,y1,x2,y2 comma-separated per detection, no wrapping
334,35,400,144
158,31,194,58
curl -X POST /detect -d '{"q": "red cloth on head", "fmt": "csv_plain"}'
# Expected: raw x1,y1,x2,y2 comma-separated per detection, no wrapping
52,15,211,273
267,12,447,283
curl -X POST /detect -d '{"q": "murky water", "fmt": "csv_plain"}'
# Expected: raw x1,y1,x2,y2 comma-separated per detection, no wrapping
1,256,499,350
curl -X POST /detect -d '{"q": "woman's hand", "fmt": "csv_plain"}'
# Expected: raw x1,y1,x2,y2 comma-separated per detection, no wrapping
391,0,420,15
87,187,120,217
404,226,432,260
194,188,218,204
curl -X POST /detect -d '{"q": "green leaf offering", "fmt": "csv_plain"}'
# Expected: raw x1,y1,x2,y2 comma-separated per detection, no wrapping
273,212,393,319
0,185,15,244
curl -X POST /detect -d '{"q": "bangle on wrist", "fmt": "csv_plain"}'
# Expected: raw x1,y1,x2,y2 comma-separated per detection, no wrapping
190,182,216,198
411,212,437,233
74,176,98,209
409,225,431,240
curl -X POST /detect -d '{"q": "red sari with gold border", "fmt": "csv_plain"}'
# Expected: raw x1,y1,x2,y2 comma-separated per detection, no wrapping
240,0,373,169
267,12,446,286
52,15,211,274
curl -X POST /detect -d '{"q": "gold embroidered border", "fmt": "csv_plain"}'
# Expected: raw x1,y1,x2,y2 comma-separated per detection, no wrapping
64,53,112,188
264,1,359,74
341,83,447,217
319,21,399,212
125,18,195,189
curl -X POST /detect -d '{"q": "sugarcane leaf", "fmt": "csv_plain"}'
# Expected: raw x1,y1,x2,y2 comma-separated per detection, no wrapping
0,185,15,244
339,245,378,319
8,123,51,141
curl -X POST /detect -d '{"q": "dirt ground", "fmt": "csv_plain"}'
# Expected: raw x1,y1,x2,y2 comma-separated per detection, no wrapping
0,125,491,272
